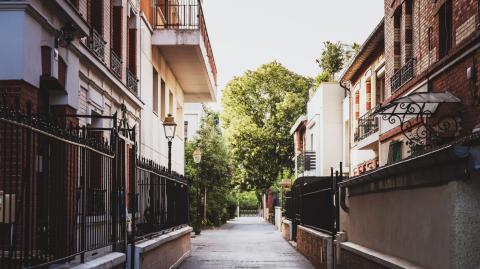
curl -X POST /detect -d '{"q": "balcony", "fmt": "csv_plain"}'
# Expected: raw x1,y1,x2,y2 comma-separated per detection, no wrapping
151,0,217,102
355,110,379,142
390,58,416,93
89,29,106,62
110,50,122,79
296,151,316,174
127,69,139,96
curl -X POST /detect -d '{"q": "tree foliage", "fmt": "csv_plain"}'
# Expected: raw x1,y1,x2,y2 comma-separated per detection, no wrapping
221,61,313,191
185,108,235,226
315,41,361,81
316,41,345,80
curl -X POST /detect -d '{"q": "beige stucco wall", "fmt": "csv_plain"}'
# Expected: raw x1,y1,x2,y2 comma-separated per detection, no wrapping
139,15,185,173
138,231,191,269
341,178,480,269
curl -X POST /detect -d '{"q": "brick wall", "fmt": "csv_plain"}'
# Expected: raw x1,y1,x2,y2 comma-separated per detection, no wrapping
296,226,332,269
384,0,479,99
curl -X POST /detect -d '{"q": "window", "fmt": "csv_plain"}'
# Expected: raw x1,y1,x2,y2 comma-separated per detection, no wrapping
169,91,174,114
438,0,452,58
69,0,79,9
184,121,188,141
160,79,166,119
112,5,123,56
404,0,414,61
376,73,386,103
88,0,104,35
153,69,159,115
387,141,402,164
310,133,314,151
393,8,402,70
128,26,137,74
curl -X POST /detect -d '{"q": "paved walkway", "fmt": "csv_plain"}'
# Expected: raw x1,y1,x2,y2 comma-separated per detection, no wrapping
179,217,315,269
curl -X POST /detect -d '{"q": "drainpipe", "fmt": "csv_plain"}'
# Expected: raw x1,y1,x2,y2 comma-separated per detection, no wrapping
339,80,351,214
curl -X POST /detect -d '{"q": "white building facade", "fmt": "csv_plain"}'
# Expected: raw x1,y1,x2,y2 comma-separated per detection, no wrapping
291,82,344,178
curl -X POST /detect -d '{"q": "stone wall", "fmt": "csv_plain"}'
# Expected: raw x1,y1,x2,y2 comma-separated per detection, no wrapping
296,225,332,269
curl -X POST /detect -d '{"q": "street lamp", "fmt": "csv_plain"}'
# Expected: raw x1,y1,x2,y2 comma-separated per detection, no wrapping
193,148,202,164
163,114,177,172
192,148,202,235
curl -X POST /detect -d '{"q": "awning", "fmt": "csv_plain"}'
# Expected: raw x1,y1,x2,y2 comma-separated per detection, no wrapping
375,91,462,117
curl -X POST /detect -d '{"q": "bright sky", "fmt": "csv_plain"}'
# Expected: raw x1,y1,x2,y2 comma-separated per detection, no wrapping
202,0,385,106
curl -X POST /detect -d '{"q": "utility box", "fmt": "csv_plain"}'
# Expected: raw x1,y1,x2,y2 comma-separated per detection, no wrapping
0,191,16,223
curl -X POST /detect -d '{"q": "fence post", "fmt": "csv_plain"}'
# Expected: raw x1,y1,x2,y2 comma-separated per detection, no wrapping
130,129,137,269
111,113,119,251
22,101,32,268
81,125,87,263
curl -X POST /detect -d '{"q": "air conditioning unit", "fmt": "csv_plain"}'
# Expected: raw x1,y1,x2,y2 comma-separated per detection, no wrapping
0,191,16,223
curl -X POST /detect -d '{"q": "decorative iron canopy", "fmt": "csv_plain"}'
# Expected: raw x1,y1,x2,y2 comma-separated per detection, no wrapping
375,91,462,153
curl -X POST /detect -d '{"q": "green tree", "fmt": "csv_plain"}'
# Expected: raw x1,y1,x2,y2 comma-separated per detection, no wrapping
316,41,345,81
185,108,234,227
315,42,361,82
221,61,313,192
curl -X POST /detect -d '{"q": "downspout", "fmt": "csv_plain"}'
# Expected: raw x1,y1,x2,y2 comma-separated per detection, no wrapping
339,80,351,213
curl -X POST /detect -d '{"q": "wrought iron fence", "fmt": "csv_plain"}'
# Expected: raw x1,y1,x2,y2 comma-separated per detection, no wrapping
296,151,316,174
355,110,379,142
126,69,139,96
284,191,293,221
390,58,416,93
239,208,259,217
154,0,217,85
110,50,122,79
135,158,189,239
0,98,123,269
89,29,106,62
0,97,189,269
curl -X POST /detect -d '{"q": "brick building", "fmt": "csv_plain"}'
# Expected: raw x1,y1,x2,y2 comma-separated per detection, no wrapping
337,1,480,269
0,0,216,268
340,19,385,177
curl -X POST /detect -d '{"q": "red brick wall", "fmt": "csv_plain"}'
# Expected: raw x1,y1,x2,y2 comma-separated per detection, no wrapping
296,226,331,269
384,0,479,98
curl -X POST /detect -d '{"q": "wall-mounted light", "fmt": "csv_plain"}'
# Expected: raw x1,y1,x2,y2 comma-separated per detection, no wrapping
56,22,76,48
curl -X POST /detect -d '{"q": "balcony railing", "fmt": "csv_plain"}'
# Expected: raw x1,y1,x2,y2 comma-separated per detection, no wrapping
127,69,139,95
89,28,106,62
110,50,122,78
296,151,316,174
154,0,217,85
390,58,416,93
354,110,379,142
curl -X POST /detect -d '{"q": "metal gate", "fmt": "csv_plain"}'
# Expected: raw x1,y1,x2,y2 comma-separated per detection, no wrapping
288,166,343,243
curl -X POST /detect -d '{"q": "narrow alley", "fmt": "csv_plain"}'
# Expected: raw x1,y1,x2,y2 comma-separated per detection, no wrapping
179,217,315,269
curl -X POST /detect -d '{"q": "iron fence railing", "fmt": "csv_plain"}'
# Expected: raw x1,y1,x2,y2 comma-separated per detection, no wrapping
135,158,188,239
355,110,379,142
126,69,139,96
0,98,120,269
284,191,293,221
239,209,259,217
390,58,416,93
110,50,122,79
89,29,106,62
154,0,217,85
0,97,189,269
296,151,316,174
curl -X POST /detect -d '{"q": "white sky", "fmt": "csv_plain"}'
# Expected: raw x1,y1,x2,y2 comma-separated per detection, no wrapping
202,0,385,106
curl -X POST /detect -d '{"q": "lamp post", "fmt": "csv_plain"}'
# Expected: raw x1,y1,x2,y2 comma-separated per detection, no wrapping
193,148,202,235
163,114,177,172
